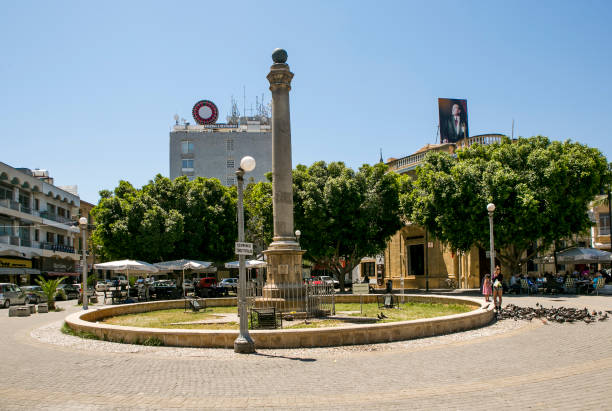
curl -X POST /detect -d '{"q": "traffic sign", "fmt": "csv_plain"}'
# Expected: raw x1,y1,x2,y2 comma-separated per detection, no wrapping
235,242,253,255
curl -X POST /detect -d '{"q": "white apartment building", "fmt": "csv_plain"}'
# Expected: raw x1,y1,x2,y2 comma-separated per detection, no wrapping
0,162,81,285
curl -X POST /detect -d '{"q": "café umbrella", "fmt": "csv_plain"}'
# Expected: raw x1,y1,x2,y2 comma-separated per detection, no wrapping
555,247,612,264
93,259,159,292
224,260,267,269
153,259,214,298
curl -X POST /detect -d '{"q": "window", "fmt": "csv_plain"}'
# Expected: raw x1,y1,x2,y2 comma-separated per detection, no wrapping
362,262,375,276
0,220,11,236
227,159,235,168
34,229,39,242
57,234,65,245
226,139,234,151
46,232,54,243
181,140,194,154
48,204,56,214
34,199,39,211
181,159,194,169
226,176,235,186
600,213,610,236
0,185,12,200
18,193,30,208
58,207,65,217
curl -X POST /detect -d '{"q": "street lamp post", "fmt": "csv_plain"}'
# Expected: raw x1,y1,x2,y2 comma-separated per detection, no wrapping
79,216,88,310
234,156,256,354
487,203,496,277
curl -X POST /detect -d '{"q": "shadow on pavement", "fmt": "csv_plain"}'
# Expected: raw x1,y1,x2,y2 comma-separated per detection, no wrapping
253,352,317,362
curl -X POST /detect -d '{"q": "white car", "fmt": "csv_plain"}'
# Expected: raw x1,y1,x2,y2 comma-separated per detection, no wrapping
319,276,340,289
219,278,238,292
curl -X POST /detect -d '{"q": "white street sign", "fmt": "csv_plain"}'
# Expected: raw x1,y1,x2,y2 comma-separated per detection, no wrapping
486,251,496,258
235,242,253,256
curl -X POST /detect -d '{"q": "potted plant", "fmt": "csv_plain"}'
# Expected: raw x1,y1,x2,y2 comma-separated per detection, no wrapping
34,275,67,310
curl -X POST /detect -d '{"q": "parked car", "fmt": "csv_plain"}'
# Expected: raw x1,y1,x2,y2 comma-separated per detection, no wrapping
96,280,112,292
21,285,48,304
56,284,79,300
0,283,27,308
319,276,340,289
151,281,180,300
219,278,238,293
110,276,128,286
194,277,227,298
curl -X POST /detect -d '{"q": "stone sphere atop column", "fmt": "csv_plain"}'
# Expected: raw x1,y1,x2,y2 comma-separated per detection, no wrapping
272,48,288,63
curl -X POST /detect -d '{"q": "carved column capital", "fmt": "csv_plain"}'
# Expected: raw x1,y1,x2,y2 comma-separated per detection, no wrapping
267,64,294,92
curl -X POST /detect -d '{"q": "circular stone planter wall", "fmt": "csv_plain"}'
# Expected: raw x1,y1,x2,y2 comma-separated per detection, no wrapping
65,295,494,349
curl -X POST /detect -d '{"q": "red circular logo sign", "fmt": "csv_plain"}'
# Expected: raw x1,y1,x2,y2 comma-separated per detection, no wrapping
192,100,219,125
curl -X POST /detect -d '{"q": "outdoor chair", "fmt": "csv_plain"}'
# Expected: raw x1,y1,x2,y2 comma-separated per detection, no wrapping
564,278,576,294
520,279,531,295
594,278,606,296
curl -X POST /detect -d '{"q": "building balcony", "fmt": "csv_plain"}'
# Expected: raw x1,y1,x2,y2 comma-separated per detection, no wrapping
39,242,75,254
0,198,32,214
40,210,73,225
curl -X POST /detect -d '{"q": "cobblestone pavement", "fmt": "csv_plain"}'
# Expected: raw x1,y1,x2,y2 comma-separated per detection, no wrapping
1,294,610,410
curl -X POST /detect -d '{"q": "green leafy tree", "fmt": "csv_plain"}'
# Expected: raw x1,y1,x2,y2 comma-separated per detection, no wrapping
406,136,610,272
294,161,403,289
91,175,237,264
35,275,66,310
244,180,273,254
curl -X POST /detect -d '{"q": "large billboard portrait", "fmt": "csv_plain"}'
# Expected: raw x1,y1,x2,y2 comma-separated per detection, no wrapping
438,98,469,143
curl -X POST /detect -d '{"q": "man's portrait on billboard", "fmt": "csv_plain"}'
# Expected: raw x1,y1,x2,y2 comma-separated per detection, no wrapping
438,98,469,143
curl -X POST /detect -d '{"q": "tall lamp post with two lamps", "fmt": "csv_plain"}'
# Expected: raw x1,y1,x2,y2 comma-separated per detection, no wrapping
79,216,89,310
234,156,256,354
487,203,496,277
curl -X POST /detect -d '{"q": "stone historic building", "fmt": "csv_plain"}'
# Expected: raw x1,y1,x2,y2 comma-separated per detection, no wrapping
367,134,505,290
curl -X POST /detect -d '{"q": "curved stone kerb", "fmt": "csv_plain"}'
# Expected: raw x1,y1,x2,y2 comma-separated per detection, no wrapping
64,295,494,349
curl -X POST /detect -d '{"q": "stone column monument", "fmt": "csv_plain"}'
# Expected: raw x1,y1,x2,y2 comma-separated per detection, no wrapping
261,48,305,311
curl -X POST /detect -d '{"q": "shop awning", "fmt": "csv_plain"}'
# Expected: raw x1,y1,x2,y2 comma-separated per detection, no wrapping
47,271,80,277
0,268,40,275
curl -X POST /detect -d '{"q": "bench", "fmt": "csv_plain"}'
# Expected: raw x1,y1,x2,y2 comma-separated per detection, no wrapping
251,307,280,329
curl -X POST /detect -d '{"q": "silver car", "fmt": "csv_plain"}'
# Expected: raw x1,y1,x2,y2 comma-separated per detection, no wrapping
0,283,27,308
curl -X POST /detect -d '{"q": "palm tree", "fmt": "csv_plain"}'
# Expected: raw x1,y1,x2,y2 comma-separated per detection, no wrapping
34,275,66,310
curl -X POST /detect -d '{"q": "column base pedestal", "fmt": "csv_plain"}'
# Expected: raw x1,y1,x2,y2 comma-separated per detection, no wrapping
234,335,255,353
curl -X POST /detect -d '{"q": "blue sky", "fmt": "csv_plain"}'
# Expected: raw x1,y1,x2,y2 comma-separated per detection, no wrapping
1,1,611,203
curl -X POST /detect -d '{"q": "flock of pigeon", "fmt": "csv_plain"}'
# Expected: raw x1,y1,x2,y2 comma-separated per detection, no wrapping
497,303,610,324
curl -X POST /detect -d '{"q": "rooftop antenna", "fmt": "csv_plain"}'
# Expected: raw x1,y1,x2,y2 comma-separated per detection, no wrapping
173,114,179,125
379,148,383,163
511,118,515,139
243,86,246,120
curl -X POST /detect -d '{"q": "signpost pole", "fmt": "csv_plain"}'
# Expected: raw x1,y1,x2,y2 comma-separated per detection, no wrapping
234,158,255,354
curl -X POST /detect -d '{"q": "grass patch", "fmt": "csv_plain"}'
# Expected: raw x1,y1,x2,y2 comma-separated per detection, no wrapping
61,322,99,340
102,307,237,329
334,301,473,322
100,301,473,330
140,337,164,346
285,320,343,329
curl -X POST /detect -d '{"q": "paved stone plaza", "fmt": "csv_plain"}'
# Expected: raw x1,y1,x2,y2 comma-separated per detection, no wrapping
1,294,610,410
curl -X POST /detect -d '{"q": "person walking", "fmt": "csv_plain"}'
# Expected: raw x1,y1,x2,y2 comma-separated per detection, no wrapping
492,266,504,310
482,274,492,302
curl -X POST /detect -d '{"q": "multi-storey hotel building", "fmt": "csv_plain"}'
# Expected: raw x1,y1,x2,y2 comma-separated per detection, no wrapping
0,162,81,285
